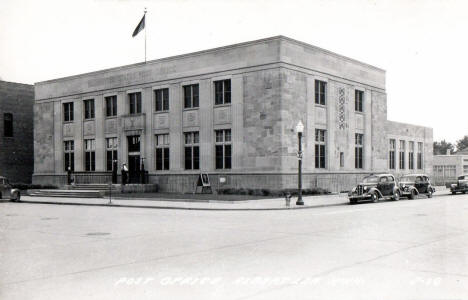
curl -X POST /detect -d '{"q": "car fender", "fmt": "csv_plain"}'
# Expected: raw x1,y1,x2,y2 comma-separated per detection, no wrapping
10,188,20,198
392,186,401,195
368,187,383,198
407,186,419,195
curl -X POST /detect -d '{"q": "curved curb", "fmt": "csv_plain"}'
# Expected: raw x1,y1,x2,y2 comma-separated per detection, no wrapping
15,200,348,211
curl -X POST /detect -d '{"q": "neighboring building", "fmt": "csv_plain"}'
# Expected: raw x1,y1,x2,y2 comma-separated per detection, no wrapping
433,148,468,185
33,36,432,192
0,80,34,183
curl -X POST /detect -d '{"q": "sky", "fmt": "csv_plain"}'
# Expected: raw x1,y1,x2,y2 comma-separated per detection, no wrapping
1,0,467,145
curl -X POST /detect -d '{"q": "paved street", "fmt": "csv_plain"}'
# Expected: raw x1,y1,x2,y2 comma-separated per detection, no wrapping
1,192,467,300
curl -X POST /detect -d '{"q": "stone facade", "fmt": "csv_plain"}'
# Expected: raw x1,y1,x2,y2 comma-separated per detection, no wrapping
33,36,433,192
433,151,468,185
0,81,34,183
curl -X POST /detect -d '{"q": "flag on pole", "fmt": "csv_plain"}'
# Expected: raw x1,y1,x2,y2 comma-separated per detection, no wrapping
132,14,145,37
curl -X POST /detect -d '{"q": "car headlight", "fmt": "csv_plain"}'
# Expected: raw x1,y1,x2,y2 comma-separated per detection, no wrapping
351,187,356,193
451,184,457,188
363,186,369,192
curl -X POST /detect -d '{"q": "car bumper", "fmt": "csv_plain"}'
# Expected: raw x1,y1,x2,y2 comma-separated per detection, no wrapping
348,193,372,201
450,186,468,192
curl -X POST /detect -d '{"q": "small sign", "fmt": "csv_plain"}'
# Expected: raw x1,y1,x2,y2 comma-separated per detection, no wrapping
219,177,226,184
195,173,212,194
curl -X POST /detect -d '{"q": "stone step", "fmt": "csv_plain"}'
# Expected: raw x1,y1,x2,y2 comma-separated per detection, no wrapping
28,189,103,198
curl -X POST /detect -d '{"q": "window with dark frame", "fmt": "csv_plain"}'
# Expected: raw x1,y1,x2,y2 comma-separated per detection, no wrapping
63,102,74,122
84,139,96,171
389,139,396,169
355,133,364,169
417,142,423,169
64,140,74,171
184,132,199,170
183,84,199,109
3,113,13,137
315,80,327,105
399,140,406,169
84,99,95,119
214,79,231,105
315,129,326,168
355,90,364,112
215,129,232,169
129,92,142,114
154,88,169,112
105,96,117,117
409,141,415,170
155,134,170,170
106,137,118,171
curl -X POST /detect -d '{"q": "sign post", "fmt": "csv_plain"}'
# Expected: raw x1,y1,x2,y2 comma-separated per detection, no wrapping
194,173,212,194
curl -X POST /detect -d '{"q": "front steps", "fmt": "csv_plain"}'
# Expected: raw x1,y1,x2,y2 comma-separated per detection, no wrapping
28,189,104,198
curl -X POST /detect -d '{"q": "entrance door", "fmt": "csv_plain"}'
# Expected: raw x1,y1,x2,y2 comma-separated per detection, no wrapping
128,155,141,183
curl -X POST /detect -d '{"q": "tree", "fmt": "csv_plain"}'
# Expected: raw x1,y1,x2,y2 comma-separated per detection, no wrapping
456,136,468,152
433,140,454,155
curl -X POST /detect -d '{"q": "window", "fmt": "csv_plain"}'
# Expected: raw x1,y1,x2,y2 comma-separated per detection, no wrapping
355,133,363,169
315,129,326,168
128,135,140,153
184,132,199,170
84,139,96,171
63,102,74,122
154,88,169,112
340,152,344,168
389,139,396,169
464,165,468,173
214,79,231,105
408,141,414,170
433,165,443,177
106,137,118,171
105,96,117,117
399,140,405,169
315,80,327,105
184,84,199,108
417,142,423,169
215,129,232,169
444,165,456,177
3,113,13,137
155,134,170,170
355,90,363,112
64,140,74,171
129,92,142,114
84,99,95,119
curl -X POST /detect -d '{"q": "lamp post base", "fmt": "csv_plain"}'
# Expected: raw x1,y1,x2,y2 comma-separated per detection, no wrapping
296,197,304,205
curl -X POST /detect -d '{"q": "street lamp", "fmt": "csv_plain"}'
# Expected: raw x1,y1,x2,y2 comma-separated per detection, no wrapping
296,121,304,205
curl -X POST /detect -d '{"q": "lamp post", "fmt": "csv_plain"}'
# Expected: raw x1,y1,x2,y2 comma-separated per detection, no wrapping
296,121,304,205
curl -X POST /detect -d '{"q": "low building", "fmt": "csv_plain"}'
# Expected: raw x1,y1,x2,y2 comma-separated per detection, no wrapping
33,36,433,192
433,148,468,185
0,80,34,183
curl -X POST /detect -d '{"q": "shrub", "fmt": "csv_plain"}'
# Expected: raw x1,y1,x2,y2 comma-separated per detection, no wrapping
12,183,59,190
215,187,330,196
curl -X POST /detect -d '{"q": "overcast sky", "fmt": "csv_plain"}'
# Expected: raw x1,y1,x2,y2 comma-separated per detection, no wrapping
1,0,467,145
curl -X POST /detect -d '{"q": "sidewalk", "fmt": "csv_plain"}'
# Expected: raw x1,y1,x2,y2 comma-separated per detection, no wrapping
19,193,349,211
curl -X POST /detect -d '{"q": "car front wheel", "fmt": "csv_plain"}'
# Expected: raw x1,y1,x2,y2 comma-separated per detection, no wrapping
409,190,416,200
371,193,378,203
427,189,433,198
11,191,20,202
393,191,400,201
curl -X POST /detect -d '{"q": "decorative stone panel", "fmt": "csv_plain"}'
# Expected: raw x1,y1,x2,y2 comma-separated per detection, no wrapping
123,114,145,131
183,110,199,127
105,118,118,134
315,106,327,125
83,120,95,136
63,123,75,137
213,106,231,125
154,113,169,129
355,113,364,131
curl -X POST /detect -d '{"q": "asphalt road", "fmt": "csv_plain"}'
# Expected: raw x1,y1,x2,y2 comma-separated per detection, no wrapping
1,193,467,300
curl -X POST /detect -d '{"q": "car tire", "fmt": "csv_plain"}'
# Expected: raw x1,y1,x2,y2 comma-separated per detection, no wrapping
452,191,456,195
371,193,378,203
349,199,357,205
11,191,20,202
427,190,433,198
409,190,416,200
463,191,466,194
393,190,400,201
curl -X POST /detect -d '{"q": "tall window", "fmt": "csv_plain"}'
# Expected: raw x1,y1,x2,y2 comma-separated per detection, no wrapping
84,99,95,119
214,79,231,105
63,102,74,122
3,113,13,137
315,80,327,105
154,88,169,112
389,139,396,169
129,92,142,114
215,129,232,169
184,84,199,108
184,132,199,170
106,137,118,171
355,90,364,112
155,134,170,170
64,140,74,171
355,133,364,169
105,96,117,117
408,141,415,170
84,139,96,171
399,140,406,169
315,129,326,168
417,142,423,169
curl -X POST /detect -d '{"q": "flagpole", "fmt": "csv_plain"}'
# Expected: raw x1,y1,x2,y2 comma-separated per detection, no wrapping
144,7,147,63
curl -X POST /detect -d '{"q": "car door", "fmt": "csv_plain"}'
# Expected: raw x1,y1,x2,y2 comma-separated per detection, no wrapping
415,176,424,193
387,176,396,196
378,176,390,196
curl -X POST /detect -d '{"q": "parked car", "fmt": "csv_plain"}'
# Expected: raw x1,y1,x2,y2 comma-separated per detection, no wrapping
450,175,468,194
348,174,401,204
0,176,21,201
399,174,435,199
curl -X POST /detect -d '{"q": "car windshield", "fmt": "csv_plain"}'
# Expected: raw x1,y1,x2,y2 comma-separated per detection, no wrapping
362,176,379,183
400,175,417,182
458,176,466,180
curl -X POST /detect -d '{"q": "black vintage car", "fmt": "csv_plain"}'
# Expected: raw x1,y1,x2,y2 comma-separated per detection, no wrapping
399,174,435,199
0,176,21,201
348,174,401,204
450,174,468,194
